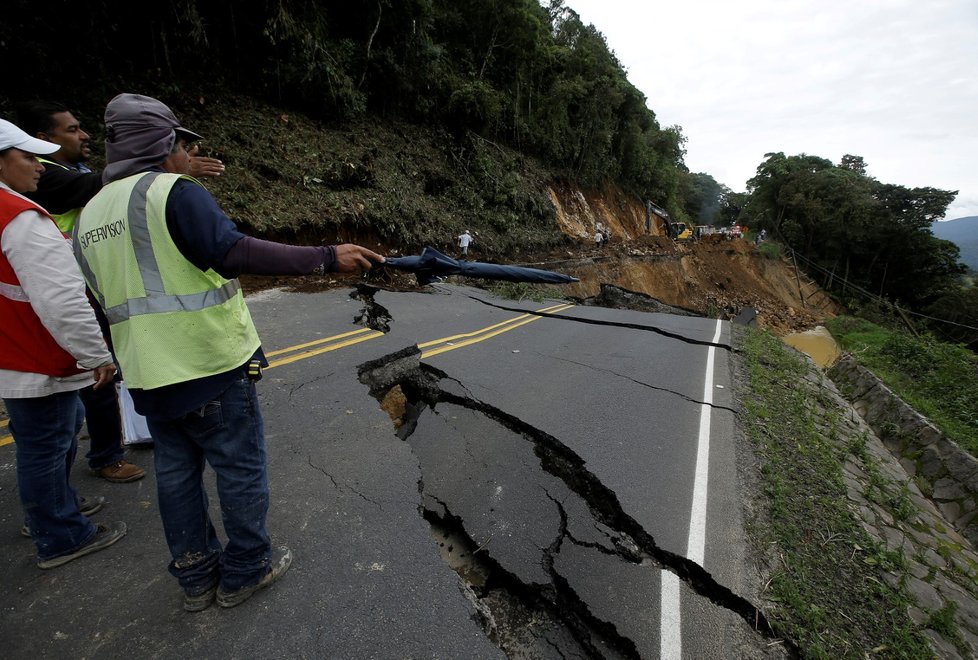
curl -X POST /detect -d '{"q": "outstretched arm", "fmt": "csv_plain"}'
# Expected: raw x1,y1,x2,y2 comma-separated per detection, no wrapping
187,144,226,179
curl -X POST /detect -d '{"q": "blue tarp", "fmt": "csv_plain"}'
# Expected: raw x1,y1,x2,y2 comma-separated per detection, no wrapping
381,247,579,285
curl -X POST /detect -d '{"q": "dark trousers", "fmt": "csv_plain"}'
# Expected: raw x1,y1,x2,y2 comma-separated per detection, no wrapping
148,375,271,594
6,392,97,560
79,383,125,469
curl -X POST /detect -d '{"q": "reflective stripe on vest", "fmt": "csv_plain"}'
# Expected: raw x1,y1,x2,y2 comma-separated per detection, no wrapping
0,191,86,377
75,172,260,389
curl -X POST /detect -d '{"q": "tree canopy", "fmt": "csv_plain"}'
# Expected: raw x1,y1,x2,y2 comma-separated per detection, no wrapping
741,152,963,307
4,0,967,316
2,0,688,216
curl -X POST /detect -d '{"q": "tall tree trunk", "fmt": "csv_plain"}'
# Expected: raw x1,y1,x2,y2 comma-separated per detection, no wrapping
359,1,382,89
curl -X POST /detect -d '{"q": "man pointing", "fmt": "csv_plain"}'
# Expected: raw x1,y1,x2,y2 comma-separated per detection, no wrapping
74,93,383,612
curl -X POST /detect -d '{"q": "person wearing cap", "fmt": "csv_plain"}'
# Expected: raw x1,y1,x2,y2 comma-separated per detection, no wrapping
14,101,229,484
457,229,472,257
0,118,127,568
12,101,156,484
74,93,384,612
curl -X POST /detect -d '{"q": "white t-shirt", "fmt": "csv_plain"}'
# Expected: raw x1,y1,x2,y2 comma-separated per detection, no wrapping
458,233,472,248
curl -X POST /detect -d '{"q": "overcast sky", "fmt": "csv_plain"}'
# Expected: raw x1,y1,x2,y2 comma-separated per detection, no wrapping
566,0,978,220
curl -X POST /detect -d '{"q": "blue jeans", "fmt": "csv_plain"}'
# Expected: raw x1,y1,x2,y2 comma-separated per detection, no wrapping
79,383,126,469
5,392,97,561
147,376,271,595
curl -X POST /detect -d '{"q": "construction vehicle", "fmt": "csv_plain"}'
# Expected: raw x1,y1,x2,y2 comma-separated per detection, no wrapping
693,225,717,239
670,222,692,241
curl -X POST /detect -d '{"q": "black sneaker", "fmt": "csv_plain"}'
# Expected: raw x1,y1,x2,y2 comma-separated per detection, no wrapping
21,496,106,537
216,546,292,608
79,495,106,516
36,521,127,569
184,584,219,612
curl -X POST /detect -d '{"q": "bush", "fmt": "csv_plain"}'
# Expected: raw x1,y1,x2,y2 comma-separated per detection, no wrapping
826,316,978,456
758,241,781,260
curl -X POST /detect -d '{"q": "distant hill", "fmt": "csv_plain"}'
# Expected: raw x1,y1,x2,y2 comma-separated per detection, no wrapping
932,216,978,271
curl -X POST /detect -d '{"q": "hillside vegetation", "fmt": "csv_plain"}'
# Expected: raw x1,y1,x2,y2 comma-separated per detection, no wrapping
5,0,973,336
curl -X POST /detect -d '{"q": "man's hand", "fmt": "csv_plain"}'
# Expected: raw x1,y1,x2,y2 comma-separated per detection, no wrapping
92,363,117,390
333,244,385,273
187,144,225,178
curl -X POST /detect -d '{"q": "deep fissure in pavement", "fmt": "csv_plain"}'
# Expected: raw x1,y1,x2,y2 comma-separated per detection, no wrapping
357,346,784,655
350,284,393,332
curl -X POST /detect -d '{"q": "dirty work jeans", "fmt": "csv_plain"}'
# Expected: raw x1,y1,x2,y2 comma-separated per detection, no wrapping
5,391,97,561
147,375,271,595
79,383,126,469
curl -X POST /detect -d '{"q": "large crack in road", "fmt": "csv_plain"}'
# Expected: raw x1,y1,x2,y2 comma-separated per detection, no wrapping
357,344,788,658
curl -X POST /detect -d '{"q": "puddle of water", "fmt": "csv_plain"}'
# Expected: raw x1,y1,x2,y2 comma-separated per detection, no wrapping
429,519,490,588
782,326,841,368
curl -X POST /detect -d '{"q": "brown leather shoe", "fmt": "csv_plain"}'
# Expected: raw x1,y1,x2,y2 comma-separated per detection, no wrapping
94,460,146,483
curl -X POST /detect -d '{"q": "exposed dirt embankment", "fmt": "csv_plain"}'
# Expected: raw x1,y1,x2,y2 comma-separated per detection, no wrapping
541,182,844,336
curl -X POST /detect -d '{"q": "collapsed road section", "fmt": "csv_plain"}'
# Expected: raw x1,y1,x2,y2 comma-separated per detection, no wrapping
358,346,793,658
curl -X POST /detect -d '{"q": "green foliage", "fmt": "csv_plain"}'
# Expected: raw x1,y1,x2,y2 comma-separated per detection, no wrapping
923,285,978,349
680,172,729,225
825,316,978,456
485,281,566,302
741,152,963,309
3,0,687,215
757,241,781,260
739,328,931,658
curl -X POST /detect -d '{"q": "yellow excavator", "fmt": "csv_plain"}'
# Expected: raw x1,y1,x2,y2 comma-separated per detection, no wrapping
670,222,692,241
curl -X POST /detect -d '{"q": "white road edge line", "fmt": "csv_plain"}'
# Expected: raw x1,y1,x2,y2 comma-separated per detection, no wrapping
660,317,724,660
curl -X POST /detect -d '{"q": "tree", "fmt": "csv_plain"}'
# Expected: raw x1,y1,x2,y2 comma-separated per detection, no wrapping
740,152,961,307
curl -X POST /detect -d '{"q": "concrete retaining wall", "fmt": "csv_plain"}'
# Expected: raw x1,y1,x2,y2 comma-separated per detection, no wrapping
828,354,978,547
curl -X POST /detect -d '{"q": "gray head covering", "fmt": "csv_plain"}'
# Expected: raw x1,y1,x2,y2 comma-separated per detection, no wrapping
102,93,203,183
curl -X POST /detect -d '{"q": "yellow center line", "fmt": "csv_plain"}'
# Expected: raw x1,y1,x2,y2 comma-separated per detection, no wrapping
265,327,375,358
267,330,385,368
421,303,574,358
0,304,574,446
416,302,571,349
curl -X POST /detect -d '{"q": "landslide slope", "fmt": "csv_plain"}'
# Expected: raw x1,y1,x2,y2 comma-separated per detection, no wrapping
157,92,841,333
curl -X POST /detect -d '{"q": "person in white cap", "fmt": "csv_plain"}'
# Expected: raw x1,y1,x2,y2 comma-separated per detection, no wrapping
74,93,383,612
457,229,472,257
0,118,127,569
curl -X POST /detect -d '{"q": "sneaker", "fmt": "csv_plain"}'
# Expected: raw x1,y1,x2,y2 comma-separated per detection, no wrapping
36,521,127,569
216,546,292,608
79,495,106,516
184,584,219,613
94,460,146,483
21,495,106,537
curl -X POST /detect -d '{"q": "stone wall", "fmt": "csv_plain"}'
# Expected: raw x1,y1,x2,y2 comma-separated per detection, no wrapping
828,354,978,547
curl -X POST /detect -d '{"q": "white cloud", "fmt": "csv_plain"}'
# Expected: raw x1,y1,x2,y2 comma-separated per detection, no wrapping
566,0,978,218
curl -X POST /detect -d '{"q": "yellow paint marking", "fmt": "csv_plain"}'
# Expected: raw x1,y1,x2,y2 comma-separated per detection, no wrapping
267,330,385,368
421,303,574,358
416,303,571,349
0,305,574,447
265,327,375,358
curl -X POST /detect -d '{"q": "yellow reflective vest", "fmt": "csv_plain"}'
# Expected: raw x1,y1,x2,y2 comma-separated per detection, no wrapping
36,158,82,233
74,172,260,389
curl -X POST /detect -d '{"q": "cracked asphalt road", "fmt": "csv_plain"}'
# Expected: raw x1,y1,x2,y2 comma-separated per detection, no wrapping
0,284,775,658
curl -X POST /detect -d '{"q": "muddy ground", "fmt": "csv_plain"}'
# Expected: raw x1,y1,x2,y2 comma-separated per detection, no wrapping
158,92,842,335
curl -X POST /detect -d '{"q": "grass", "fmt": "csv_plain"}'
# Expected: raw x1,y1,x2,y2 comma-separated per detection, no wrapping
484,281,569,303
738,327,932,658
824,316,978,457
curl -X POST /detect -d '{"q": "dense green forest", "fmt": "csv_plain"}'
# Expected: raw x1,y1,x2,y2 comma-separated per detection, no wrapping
2,0,974,341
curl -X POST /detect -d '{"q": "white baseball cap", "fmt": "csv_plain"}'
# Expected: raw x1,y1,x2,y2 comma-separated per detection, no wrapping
0,118,60,155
